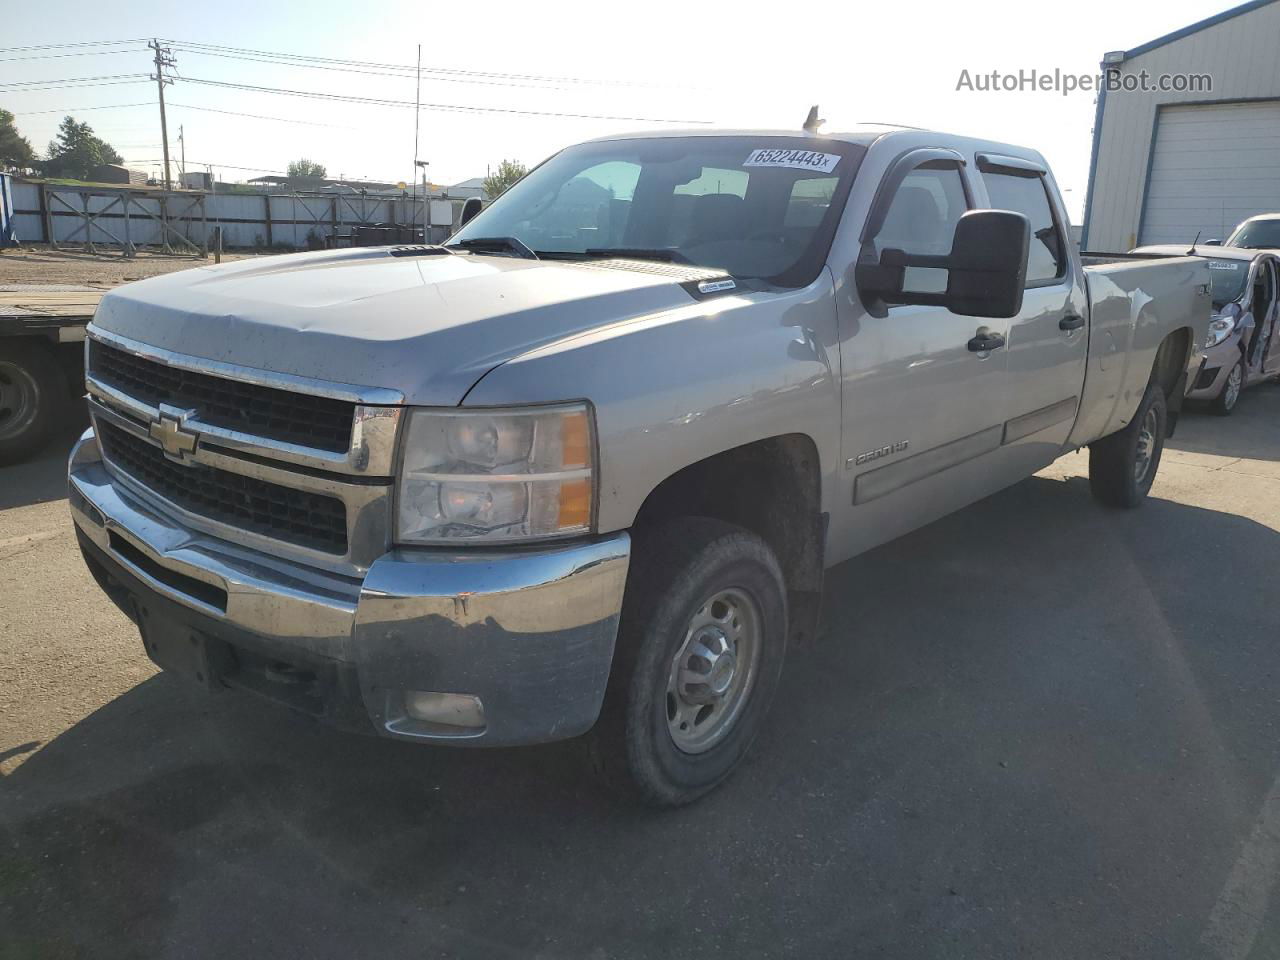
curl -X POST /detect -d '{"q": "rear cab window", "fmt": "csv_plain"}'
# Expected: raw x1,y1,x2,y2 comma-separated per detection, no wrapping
979,163,1067,286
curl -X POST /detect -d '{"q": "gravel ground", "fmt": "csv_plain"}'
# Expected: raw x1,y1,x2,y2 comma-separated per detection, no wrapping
0,247,267,288
2,390,1280,959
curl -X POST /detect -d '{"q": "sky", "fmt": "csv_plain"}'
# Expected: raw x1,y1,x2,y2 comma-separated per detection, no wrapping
1,0,1244,222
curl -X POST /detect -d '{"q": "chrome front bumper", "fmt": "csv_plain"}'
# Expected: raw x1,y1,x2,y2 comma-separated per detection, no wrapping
68,429,631,746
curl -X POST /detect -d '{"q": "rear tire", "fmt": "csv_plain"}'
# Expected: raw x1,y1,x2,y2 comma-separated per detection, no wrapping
590,518,787,807
1210,357,1245,416
0,340,66,466
1088,380,1167,509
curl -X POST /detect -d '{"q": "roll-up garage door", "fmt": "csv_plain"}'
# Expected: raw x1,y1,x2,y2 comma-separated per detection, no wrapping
1140,100,1280,245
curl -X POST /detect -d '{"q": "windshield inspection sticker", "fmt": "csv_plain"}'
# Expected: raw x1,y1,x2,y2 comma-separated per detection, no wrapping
744,148,841,173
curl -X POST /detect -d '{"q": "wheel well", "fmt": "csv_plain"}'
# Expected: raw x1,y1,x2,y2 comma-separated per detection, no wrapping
1151,328,1192,435
1151,327,1190,399
631,435,825,643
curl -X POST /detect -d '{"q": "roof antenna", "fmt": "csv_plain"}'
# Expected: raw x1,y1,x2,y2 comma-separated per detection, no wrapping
803,105,824,134
1187,230,1201,256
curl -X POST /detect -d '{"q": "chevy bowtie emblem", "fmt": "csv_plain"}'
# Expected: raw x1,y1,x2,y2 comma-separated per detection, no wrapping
149,407,199,462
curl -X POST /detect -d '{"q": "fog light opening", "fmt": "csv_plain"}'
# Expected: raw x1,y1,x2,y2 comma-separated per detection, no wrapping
404,691,486,730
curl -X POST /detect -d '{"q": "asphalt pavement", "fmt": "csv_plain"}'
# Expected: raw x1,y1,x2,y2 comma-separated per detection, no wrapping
2,389,1279,959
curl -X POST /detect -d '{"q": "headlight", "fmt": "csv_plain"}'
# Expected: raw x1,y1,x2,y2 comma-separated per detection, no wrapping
1205,315,1236,348
397,404,594,544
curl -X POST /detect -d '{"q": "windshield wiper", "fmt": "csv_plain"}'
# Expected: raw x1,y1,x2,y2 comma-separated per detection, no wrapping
583,247,693,265
452,236,538,260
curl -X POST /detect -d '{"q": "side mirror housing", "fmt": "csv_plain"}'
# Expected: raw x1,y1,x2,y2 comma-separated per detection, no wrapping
856,209,1031,319
1204,238,1223,246
459,197,483,227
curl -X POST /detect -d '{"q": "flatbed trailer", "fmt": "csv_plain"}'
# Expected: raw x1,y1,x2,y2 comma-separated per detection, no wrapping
0,286,101,464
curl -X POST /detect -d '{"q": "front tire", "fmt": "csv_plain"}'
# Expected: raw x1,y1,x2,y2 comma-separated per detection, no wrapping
590,518,787,807
1088,380,1167,508
0,341,66,466
1210,356,1245,416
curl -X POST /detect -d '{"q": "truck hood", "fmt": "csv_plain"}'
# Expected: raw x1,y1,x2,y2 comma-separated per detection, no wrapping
91,247,704,405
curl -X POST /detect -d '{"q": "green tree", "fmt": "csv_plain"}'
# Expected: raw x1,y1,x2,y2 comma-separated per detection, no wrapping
287,158,327,178
483,159,527,199
0,109,35,169
41,116,123,180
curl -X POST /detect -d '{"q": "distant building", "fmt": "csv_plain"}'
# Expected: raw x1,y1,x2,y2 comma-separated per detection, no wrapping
447,177,487,200
1084,0,1280,248
181,171,213,191
246,174,400,194
91,164,147,187
243,173,488,200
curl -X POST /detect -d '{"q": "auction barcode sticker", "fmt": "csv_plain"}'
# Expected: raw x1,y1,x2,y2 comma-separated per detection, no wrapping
744,148,841,173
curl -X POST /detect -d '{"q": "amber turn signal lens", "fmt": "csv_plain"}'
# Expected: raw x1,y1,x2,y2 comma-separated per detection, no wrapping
557,477,591,530
561,409,590,469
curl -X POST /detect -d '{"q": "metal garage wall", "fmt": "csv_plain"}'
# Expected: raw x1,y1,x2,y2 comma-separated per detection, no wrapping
1139,101,1280,244
1084,0,1280,251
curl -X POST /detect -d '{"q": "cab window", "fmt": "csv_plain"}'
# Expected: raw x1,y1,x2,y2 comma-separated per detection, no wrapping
981,169,1066,285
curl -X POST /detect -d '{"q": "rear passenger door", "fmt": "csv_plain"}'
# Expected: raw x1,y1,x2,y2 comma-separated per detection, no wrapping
977,154,1088,465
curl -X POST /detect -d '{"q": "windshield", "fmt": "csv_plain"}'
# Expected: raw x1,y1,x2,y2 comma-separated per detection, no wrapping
1227,219,1280,249
448,136,866,286
1207,259,1250,308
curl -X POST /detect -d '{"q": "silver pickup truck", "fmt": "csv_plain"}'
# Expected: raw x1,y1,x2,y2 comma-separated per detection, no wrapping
68,125,1210,805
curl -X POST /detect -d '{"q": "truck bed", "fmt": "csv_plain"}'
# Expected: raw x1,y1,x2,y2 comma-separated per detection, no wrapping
1069,254,1210,447
0,286,101,341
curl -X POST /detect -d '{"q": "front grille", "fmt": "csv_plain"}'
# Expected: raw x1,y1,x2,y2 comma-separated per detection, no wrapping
89,340,356,454
97,420,348,554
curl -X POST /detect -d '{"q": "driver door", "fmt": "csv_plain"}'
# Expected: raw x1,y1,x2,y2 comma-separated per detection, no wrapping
832,152,1013,560
1252,257,1279,376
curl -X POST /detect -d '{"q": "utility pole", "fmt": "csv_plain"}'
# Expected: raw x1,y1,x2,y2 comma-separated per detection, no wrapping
178,124,185,185
416,160,430,242
412,43,421,235
149,40,176,192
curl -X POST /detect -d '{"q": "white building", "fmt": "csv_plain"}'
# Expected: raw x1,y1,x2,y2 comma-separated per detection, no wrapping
1082,0,1280,250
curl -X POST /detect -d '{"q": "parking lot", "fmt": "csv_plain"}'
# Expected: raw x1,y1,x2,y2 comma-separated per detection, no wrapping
2,388,1279,959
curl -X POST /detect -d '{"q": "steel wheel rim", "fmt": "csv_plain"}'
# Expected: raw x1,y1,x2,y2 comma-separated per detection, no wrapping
665,587,761,755
0,361,39,441
1133,406,1159,483
1224,363,1243,409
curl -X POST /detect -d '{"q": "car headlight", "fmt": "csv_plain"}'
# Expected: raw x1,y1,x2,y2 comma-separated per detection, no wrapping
396,404,594,544
1205,315,1237,348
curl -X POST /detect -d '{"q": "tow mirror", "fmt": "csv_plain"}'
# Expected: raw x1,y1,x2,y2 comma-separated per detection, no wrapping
856,209,1031,319
459,197,483,227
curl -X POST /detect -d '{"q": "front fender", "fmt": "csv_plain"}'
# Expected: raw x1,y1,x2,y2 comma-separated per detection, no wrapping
461,271,843,533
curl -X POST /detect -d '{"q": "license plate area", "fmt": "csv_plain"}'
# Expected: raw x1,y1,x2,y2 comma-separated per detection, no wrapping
138,606,226,691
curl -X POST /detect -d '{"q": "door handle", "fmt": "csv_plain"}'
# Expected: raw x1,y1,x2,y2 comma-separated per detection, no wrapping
967,332,1006,352
1059,314,1085,332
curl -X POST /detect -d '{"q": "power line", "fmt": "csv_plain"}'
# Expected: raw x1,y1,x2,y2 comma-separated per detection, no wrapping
0,80,151,93
0,38,147,54
10,101,154,115
0,73,150,88
0,48,146,63
167,46,575,91
123,158,286,174
163,38,669,89
180,76,712,124
166,102,354,128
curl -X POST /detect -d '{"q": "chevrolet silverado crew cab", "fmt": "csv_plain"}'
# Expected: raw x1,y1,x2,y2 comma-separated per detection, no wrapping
69,125,1211,806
